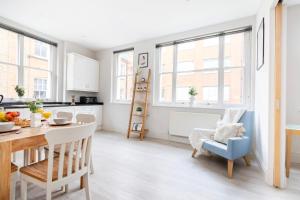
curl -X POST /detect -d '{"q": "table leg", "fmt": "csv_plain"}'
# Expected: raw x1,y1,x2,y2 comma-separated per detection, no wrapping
0,141,12,199
286,132,292,177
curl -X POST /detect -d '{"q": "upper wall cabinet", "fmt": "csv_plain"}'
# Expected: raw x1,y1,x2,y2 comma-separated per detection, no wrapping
67,53,99,92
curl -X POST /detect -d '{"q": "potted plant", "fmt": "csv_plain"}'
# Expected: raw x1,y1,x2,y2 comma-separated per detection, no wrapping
188,87,198,106
27,100,43,127
15,85,25,101
136,106,143,115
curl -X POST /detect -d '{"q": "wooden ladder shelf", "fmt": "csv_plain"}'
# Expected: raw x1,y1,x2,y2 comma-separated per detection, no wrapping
127,69,151,140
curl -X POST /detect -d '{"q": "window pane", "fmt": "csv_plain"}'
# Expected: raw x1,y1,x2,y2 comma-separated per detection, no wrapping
117,51,133,76
127,75,133,101
224,67,244,104
0,27,18,64
159,73,172,103
24,68,50,99
160,46,173,73
0,64,18,98
116,77,126,100
177,39,219,71
176,71,218,103
224,33,245,67
24,37,50,70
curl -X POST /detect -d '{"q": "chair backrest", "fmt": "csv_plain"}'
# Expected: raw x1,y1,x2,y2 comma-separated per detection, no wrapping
45,123,96,184
57,111,73,121
238,111,254,139
76,113,96,124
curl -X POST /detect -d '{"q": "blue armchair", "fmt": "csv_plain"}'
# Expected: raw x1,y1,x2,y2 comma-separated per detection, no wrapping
199,111,254,178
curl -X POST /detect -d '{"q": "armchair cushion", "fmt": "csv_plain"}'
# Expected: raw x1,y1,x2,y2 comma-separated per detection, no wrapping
214,123,245,144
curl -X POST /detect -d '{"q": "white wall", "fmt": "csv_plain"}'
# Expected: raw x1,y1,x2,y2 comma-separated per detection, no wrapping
286,5,300,163
96,17,255,143
255,0,288,187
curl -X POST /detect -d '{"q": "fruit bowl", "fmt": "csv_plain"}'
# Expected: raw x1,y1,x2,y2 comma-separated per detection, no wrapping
0,122,14,132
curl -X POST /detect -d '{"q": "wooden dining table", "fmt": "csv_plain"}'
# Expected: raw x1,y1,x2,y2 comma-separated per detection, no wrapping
0,124,78,200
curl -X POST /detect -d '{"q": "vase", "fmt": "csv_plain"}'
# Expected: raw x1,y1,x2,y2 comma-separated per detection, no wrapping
189,96,195,107
30,113,42,127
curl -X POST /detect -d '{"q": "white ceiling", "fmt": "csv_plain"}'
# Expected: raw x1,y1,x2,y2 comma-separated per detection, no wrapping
0,0,261,50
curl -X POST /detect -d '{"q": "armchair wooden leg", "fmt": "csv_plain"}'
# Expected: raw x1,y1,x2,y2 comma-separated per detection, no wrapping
243,156,251,166
227,160,234,178
192,149,197,158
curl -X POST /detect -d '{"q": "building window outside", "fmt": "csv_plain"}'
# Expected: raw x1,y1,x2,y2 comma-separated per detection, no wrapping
156,31,250,107
0,27,56,100
113,50,134,102
34,78,47,99
34,41,48,58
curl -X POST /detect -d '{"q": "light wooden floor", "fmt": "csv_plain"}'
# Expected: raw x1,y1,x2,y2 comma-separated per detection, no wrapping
14,131,300,200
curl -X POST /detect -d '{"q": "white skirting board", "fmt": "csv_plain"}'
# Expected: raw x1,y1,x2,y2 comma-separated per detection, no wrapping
169,111,221,137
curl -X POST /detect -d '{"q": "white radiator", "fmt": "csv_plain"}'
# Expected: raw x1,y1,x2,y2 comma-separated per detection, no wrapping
169,112,221,137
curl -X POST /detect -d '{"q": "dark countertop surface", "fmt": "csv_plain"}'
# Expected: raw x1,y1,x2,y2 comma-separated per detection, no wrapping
0,102,104,109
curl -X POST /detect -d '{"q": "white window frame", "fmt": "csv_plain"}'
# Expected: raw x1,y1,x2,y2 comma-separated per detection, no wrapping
112,49,134,103
154,31,252,108
0,26,57,101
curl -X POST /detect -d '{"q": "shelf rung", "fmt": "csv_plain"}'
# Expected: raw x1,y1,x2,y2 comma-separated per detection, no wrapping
136,81,149,84
131,129,149,133
135,90,150,93
133,114,149,117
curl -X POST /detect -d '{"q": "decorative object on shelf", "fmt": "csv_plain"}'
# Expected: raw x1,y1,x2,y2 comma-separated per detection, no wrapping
257,17,264,71
127,69,151,140
138,53,148,68
15,85,25,100
188,87,198,107
136,107,143,115
71,95,76,106
141,77,146,82
132,122,143,131
0,94,3,103
27,100,43,127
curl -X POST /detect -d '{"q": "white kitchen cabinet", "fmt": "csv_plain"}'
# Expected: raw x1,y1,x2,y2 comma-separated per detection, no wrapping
6,105,103,130
67,53,99,92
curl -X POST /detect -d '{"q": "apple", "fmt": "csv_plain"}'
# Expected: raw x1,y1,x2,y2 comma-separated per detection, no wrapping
5,113,14,121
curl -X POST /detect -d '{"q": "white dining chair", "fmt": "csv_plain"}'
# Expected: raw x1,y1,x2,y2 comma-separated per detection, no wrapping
20,123,96,200
23,112,74,165
76,114,96,174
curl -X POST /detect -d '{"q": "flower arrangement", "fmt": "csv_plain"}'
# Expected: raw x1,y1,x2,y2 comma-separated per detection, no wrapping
27,100,43,113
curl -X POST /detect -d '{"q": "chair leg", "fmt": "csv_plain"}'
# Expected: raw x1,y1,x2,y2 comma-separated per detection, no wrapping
192,149,197,158
46,189,52,200
227,160,234,178
90,157,94,174
21,179,27,200
83,174,91,200
243,156,251,166
65,184,69,193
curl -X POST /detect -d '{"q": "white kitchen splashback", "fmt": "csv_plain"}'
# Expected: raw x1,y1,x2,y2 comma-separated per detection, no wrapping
169,112,221,137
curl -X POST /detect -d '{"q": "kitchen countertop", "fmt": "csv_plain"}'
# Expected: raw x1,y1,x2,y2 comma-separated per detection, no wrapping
0,102,104,109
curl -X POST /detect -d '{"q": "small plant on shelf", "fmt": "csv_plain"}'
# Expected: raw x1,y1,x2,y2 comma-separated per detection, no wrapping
15,85,25,98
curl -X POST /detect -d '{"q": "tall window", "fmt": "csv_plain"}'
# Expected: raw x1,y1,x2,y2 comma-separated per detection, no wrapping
156,29,251,107
113,49,134,102
0,26,56,100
